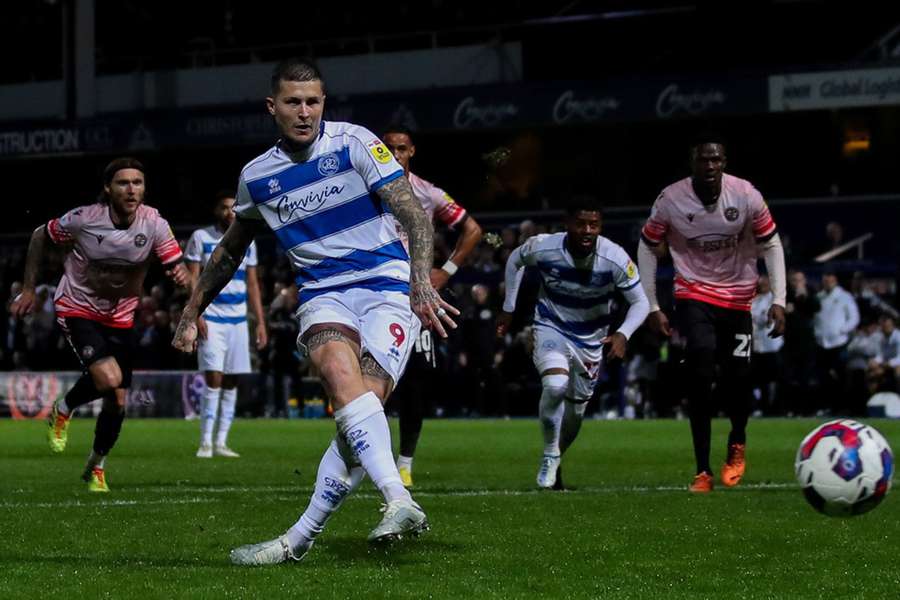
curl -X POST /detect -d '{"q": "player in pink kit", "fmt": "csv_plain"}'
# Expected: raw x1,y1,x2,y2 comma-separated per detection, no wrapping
10,157,189,492
637,134,787,493
382,125,483,486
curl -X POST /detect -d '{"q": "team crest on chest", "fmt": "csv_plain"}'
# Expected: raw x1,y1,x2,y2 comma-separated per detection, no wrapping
317,153,341,176
134,233,148,247
724,207,740,222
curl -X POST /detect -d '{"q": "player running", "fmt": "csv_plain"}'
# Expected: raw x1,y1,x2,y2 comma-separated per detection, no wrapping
637,133,786,493
497,200,650,489
382,124,483,487
172,58,457,565
10,157,189,492
185,191,267,458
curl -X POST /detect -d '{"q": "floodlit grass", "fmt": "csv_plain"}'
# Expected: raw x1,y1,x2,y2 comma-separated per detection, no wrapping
2,418,898,599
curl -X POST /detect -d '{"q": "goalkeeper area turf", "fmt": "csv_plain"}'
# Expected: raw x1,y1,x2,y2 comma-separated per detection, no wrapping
2,418,898,599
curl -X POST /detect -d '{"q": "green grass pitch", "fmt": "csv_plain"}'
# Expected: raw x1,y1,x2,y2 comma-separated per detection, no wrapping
2,418,899,599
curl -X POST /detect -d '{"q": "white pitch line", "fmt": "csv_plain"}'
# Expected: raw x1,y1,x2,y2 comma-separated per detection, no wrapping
2,482,798,508
132,481,797,495
0,496,214,509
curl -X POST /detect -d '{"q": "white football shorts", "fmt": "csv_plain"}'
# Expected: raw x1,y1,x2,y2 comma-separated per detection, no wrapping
532,323,603,401
198,318,252,374
296,288,419,386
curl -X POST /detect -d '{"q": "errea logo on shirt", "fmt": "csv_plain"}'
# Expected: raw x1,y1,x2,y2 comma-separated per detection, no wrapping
268,178,281,194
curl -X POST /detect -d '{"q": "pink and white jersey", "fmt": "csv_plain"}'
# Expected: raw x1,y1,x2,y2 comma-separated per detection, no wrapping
395,171,467,249
641,174,776,311
47,203,183,328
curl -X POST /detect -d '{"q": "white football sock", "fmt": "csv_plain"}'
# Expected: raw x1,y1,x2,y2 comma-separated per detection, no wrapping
397,455,413,470
560,399,588,455
286,437,365,549
215,387,237,447
334,392,410,503
539,374,568,456
200,386,221,447
57,398,70,415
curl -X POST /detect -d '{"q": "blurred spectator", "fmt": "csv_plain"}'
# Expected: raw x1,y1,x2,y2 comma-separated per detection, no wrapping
782,270,820,415
846,319,882,416
750,275,784,415
850,271,898,323
823,221,845,254
518,220,537,245
867,315,900,400
3,281,26,369
499,325,540,417
136,309,179,369
459,284,506,416
262,284,302,417
813,269,860,415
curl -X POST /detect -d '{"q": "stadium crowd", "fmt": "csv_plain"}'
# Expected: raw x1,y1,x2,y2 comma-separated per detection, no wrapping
1,216,897,420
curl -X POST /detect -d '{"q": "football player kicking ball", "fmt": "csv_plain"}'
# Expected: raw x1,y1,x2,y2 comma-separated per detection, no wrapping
173,58,457,565
637,133,786,493
497,200,649,489
10,158,189,492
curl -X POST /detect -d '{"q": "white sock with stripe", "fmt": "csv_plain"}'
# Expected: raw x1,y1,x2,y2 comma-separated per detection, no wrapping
200,386,220,447
215,388,237,447
286,437,365,550
334,392,410,504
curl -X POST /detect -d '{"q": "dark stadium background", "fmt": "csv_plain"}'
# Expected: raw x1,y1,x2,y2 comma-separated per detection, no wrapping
3,0,900,419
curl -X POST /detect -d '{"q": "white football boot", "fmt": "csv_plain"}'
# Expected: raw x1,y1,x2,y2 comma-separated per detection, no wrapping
230,535,312,566
536,454,561,489
367,499,429,543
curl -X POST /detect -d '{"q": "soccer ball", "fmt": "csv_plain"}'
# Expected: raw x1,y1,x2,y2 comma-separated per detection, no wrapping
795,419,893,516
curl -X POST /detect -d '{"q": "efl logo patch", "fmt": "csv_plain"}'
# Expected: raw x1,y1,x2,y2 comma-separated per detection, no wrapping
367,139,393,164
625,260,637,279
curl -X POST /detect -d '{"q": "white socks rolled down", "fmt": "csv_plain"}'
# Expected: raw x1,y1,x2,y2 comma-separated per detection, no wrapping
287,437,365,549
216,388,237,447
200,386,221,447
334,391,410,504
539,374,569,456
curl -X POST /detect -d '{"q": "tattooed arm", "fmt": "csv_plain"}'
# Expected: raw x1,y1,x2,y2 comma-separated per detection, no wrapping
172,217,266,351
376,176,458,337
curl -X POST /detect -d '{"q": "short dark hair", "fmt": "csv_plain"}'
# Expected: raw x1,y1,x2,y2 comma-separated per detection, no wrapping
270,57,325,95
383,124,414,142
565,195,602,217
99,157,145,203
690,131,727,151
212,189,236,209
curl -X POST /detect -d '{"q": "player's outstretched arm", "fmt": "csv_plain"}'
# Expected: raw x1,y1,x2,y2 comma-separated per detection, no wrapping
758,232,787,338
497,243,528,338
10,225,48,317
637,239,670,336
376,176,458,337
246,266,268,350
173,218,264,352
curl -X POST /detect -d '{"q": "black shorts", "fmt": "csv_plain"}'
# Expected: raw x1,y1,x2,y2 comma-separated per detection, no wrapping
61,317,136,387
405,329,438,375
675,299,752,378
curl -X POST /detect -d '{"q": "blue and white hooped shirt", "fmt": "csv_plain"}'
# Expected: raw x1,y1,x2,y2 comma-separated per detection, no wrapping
185,226,258,324
234,121,409,304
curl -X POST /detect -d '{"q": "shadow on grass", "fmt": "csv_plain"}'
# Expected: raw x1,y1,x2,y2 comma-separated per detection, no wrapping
314,534,465,565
